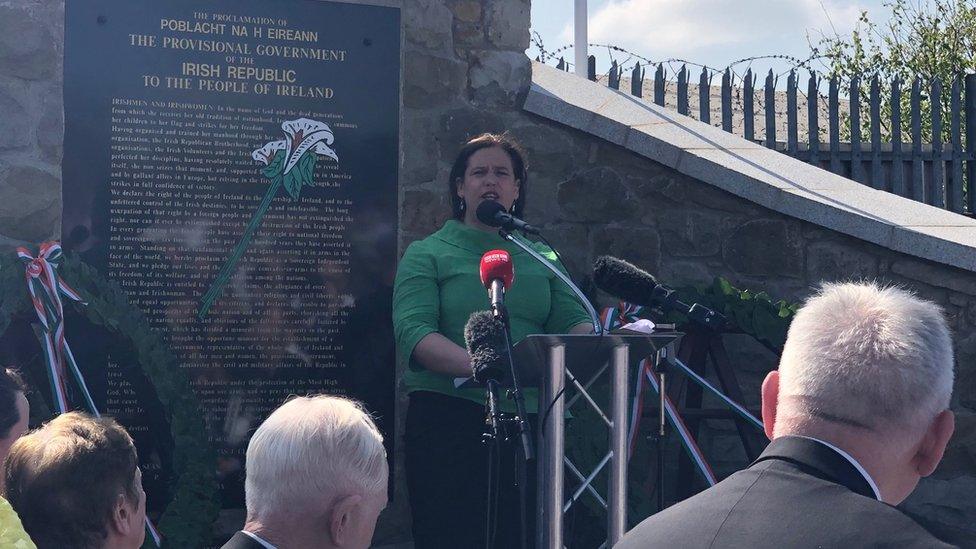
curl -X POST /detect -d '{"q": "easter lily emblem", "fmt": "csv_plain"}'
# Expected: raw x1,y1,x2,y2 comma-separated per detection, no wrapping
198,118,338,319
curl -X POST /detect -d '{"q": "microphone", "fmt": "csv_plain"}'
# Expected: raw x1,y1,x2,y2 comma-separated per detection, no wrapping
592,255,727,330
593,255,678,307
479,249,515,319
463,310,508,383
464,309,534,461
476,200,541,235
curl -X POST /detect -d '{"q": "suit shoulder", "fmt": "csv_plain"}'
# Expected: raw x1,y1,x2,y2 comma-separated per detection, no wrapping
757,465,955,548
616,469,763,549
220,531,266,549
858,501,957,548
617,464,957,549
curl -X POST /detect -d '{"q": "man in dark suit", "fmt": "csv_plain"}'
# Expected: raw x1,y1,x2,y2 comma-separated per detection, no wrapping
222,395,388,549
617,282,958,548
222,530,276,549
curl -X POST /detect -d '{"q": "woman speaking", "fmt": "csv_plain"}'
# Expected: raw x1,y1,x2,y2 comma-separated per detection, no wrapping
393,133,592,548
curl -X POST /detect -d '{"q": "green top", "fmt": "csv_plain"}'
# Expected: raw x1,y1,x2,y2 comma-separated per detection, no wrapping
393,220,592,412
0,496,36,549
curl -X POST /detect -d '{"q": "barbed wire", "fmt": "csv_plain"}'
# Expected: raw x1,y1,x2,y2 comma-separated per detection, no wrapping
528,33,850,131
530,32,829,88
529,32,969,151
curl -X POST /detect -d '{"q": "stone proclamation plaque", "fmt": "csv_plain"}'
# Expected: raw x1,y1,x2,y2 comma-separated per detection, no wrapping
60,0,399,519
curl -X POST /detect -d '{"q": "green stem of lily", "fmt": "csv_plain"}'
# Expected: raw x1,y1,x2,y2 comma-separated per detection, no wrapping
197,176,283,320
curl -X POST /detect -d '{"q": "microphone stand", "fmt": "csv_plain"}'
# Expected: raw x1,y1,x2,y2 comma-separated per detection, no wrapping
493,301,531,549
498,227,594,549
484,379,503,442
492,302,533,462
652,345,674,512
482,376,503,549
499,229,603,334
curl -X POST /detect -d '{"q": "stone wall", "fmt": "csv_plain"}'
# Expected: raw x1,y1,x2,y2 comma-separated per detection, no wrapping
399,0,531,244
0,0,63,249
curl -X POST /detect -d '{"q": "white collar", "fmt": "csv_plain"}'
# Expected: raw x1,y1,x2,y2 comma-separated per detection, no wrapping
241,530,277,549
794,435,882,501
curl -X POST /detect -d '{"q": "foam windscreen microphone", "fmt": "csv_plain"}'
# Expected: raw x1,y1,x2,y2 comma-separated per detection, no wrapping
592,255,727,330
463,310,508,383
592,255,677,308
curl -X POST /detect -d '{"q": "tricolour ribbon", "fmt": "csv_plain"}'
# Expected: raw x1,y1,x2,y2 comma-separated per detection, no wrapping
16,242,94,415
602,302,765,486
637,358,718,486
624,357,717,486
16,242,162,547
601,303,718,486
600,301,645,333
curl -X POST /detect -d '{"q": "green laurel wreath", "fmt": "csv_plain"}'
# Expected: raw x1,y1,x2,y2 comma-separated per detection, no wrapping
663,276,800,353
0,252,218,548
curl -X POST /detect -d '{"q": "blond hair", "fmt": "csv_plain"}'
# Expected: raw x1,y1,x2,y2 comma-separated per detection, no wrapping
778,282,953,433
244,395,387,520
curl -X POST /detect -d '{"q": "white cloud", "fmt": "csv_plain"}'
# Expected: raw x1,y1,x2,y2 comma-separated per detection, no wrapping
555,0,868,64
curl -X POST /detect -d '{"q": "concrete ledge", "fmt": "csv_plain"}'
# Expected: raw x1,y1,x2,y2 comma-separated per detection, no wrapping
525,61,976,273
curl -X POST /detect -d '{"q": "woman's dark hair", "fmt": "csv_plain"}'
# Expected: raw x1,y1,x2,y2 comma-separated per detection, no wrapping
0,368,26,439
448,132,529,219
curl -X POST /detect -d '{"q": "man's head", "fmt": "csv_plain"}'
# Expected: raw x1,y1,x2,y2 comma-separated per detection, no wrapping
763,282,955,504
245,395,388,548
4,412,145,549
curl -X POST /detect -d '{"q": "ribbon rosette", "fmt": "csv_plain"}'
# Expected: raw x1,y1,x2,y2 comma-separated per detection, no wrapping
599,300,645,333
198,118,339,318
16,242,96,414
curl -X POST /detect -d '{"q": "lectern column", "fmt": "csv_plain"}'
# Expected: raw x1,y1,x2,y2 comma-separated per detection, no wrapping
541,343,565,549
609,343,630,545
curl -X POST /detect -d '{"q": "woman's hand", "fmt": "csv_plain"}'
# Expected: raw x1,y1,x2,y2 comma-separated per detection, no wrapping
412,332,475,378
570,322,595,335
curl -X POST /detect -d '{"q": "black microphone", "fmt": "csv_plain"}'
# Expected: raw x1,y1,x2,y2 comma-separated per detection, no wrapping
592,255,727,330
593,255,678,307
464,310,508,383
476,200,541,235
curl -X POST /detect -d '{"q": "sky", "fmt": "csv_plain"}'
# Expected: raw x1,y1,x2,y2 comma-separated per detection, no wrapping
527,0,890,84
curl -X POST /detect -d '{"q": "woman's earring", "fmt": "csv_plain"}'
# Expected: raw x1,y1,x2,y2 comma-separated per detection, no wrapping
459,198,466,213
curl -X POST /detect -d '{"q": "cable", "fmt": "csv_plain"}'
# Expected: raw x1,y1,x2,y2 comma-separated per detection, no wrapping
485,435,493,548
518,452,528,549
486,431,501,549
539,385,569,433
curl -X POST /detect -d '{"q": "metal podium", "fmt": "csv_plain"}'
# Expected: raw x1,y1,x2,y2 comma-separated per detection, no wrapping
513,332,683,549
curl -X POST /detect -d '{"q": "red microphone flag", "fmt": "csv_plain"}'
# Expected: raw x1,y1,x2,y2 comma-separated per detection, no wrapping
479,249,514,290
